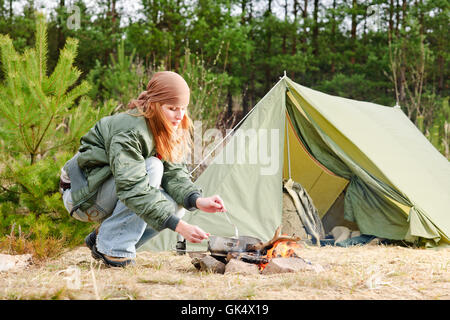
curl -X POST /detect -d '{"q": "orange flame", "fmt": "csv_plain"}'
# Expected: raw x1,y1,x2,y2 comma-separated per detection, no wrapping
259,240,302,271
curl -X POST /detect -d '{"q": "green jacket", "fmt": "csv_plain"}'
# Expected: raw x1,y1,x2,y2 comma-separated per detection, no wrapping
70,110,202,232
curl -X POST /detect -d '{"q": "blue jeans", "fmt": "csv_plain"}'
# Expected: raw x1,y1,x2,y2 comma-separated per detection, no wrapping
63,156,185,258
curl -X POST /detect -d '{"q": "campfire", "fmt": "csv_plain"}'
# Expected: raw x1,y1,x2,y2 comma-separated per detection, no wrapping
191,226,323,275
259,239,303,271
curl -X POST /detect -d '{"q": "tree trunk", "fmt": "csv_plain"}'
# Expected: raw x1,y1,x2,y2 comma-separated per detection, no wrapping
265,0,273,92
398,0,408,105
242,87,249,115
395,0,400,37
437,54,444,92
249,1,255,108
418,0,424,35
312,0,319,56
402,0,407,24
111,0,119,44
291,0,299,79
436,6,445,93
362,2,368,38
301,0,308,50
241,0,249,114
111,0,117,25
330,0,336,74
173,0,182,71
292,0,298,56
389,0,394,42
241,0,247,25
227,89,233,118
282,0,288,54
350,0,357,65
266,38,272,92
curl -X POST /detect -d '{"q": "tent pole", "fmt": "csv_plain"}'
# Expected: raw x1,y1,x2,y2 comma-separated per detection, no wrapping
286,115,292,180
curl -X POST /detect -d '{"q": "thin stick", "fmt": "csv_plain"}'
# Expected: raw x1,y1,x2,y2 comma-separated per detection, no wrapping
90,261,100,300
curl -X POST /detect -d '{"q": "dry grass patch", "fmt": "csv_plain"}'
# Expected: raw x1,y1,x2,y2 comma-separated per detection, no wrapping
0,244,449,300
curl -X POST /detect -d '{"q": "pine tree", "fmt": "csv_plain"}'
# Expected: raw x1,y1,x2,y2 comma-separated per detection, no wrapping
0,13,114,251
88,39,146,110
0,12,92,165
0,13,113,210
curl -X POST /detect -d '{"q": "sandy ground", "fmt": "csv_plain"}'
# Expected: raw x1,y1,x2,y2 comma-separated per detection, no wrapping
0,243,449,300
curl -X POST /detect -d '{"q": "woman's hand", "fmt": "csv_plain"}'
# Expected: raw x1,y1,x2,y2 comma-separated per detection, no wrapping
175,220,210,243
196,195,226,213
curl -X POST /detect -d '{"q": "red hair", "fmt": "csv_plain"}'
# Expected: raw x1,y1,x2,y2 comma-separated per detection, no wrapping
136,102,192,163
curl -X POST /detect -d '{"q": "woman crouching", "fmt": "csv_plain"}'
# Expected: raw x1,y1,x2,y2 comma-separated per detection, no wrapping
60,71,226,267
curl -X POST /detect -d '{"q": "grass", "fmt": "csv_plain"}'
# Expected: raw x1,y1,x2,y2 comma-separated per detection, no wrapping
0,223,72,262
0,243,449,300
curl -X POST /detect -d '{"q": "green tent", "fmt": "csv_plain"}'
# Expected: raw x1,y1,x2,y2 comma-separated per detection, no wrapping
141,76,450,251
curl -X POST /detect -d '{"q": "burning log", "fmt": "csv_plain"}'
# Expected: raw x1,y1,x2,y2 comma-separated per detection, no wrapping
226,252,268,265
247,226,301,253
258,238,303,271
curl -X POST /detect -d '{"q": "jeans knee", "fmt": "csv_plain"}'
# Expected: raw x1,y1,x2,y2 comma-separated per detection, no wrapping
145,156,164,188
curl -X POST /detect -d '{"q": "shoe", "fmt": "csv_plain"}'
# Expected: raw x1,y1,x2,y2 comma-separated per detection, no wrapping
97,254,136,268
85,229,135,268
85,230,102,260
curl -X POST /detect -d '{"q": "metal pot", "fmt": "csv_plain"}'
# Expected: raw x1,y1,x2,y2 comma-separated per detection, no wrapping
207,235,262,255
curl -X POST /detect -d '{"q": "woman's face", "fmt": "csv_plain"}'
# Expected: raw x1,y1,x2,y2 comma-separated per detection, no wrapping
161,104,187,128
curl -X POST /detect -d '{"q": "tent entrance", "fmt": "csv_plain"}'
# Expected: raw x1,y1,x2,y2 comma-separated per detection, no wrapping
284,88,413,241
283,92,348,222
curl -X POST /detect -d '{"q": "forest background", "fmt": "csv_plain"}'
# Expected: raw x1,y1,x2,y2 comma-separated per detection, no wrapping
0,0,448,261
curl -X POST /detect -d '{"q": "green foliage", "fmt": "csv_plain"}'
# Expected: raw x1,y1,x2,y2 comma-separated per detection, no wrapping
0,12,93,164
180,48,231,127
87,39,147,109
3,1,444,157
0,13,112,255
429,97,449,158
0,152,93,255
316,73,370,101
